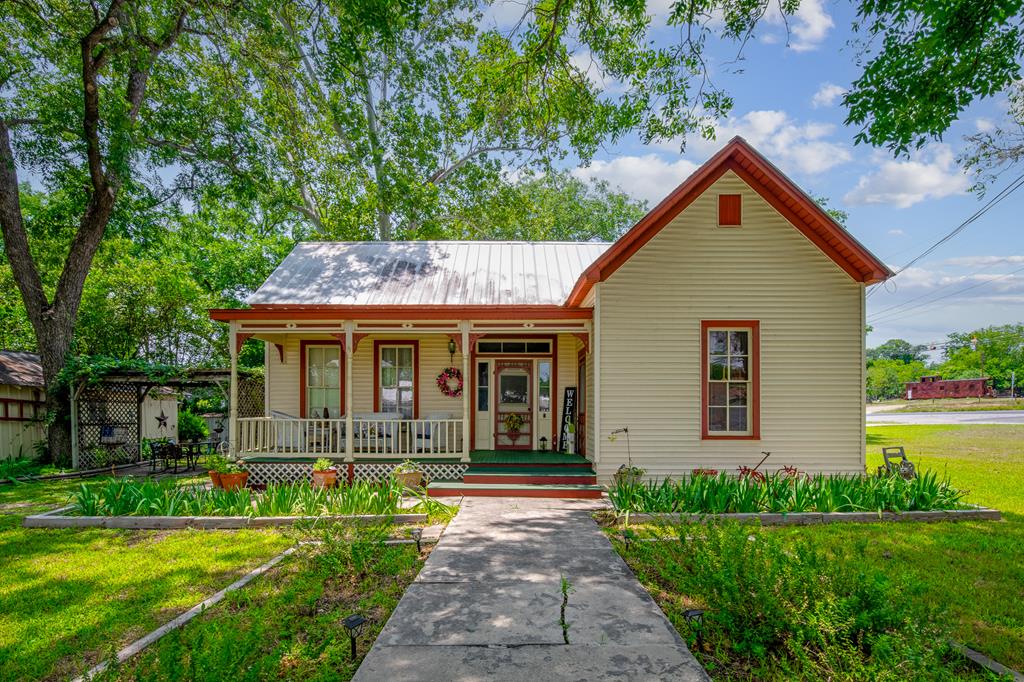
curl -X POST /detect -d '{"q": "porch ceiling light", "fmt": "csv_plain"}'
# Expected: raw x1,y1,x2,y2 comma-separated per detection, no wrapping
343,613,367,659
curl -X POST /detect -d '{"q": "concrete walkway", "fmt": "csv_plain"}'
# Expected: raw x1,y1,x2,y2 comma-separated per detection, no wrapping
354,497,708,681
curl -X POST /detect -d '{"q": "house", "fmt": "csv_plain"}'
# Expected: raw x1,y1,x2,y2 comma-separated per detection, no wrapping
905,375,991,400
0,351,46,460
209,137,891,495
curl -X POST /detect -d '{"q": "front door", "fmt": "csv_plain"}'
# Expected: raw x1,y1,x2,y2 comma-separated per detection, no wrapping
495,360,532,450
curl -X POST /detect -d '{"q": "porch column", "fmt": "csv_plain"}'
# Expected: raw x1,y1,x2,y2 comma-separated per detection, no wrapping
461,321,471,462
344,321,354,462
228,321,239,460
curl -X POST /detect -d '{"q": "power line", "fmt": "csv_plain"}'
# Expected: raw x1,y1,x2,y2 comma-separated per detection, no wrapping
869,263,1024,325
867,170,1024,300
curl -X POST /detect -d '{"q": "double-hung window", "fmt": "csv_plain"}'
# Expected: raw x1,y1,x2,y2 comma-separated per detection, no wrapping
305,344,341,418
378,344,416,418
702,321,759,438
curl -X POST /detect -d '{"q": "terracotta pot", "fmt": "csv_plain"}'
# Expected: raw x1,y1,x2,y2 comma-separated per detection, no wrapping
208,470,222,488
613,470,643,486
219,471,249,491
312,469,338,489
394,470,424,489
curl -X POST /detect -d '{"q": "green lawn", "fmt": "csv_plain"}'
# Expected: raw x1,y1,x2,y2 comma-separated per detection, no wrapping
94,525,423,681
614,424,1024,678
873,397,1024,413
0,478,292,681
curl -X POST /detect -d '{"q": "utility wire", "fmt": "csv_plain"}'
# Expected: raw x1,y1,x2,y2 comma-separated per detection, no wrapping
867,170,1024,300
869,263,1024,325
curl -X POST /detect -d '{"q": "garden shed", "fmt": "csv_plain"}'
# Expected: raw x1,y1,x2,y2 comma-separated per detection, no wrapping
0,350,46,461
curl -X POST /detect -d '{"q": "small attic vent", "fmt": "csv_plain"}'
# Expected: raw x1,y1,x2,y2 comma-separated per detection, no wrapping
718,194,742,227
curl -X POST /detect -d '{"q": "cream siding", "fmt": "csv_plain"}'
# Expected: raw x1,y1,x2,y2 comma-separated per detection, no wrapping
0,384,45,460
596,171,865,481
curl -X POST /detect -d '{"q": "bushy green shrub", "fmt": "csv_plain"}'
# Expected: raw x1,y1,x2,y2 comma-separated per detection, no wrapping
177,410,209,442
609,470,967,514
622,522,962,679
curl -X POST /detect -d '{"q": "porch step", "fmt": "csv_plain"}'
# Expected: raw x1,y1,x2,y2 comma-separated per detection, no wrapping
463,466,596,485
468,460,593,470
427,481,604,499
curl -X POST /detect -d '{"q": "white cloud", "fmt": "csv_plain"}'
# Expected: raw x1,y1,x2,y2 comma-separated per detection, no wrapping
811,83,845,108
763,0,834,51
572,155,700,205
942,255,1024,267
887,229,905,236
975,118,995,133
569,52,624,94
844,145,969,208
677,109,852,175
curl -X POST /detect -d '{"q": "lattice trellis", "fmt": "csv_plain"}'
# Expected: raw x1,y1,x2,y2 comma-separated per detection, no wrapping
77,382,141,469
237,375,264,419
246,461,313,486
353,462,467,483
244,460,467,485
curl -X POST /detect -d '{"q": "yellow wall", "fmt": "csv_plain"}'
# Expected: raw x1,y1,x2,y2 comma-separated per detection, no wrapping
264,334,585,442
596,171,865,480
0,385,45,460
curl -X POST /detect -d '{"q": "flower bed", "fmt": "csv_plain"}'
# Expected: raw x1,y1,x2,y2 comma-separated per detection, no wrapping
609,470,970,514
67,477,446,518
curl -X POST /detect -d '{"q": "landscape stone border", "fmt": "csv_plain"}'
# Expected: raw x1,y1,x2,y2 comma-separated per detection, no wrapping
23,505,427,529
616,508,1001,526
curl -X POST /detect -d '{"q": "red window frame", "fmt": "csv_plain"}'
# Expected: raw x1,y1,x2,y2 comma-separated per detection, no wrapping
373,340,420,418
299,340,345,418
700,320,760,440
718,194,742,227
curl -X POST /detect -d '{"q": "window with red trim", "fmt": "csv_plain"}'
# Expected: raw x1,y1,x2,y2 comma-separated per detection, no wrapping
702,321,759,439
378,344,416,417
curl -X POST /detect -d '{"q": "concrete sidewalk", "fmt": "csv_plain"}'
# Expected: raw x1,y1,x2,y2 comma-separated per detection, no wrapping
354,497,708,681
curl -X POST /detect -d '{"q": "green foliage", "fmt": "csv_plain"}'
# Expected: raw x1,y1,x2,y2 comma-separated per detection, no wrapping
619,522,962,679
312,458,334,472
846,0,1024,154
941,324,1024,392
0,457,35,483
68,477,435,517
868,338,929,364
177,410,209,443
866,358,928,401
608,470,967,514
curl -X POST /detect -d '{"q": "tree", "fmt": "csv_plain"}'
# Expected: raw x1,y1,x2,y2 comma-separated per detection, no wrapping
866,358,928,401
184,0,796,239
941,324,1024,391
961,80,1024,190
867,339,929,365
845,0,1024,155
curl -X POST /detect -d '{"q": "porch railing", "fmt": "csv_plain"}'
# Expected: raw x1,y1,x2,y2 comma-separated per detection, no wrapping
237,416,463,458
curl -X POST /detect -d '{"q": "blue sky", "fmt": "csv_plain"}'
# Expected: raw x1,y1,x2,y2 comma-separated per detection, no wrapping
512,0,1024,351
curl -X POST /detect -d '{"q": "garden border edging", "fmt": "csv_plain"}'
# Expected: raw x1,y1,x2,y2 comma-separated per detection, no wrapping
23,506,427,529
618,508,1001,525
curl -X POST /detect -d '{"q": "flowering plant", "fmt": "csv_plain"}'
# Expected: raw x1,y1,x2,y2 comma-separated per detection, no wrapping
436,367,463,397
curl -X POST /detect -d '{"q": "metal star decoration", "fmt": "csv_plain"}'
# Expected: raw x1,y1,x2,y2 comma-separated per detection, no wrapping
156,410,169,429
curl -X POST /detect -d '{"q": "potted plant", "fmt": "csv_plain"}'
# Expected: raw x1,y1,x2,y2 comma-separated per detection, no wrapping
613,463,645,486
503,413,525,444
393,459,425,489
219,459,249,491
312,458,338,488
207,454,228,488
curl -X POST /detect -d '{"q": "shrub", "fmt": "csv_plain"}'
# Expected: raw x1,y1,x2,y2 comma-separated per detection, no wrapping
622,522,959,679
609,470,967,514
312,457,334,472
177,410,209,442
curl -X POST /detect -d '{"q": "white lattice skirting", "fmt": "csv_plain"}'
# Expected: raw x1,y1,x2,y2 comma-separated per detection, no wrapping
245,461,467,486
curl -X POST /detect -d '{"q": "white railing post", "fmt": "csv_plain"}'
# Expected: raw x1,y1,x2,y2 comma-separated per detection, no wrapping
461,322,471,462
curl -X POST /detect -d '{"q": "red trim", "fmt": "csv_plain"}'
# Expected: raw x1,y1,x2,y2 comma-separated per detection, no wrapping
272,343,285,363
299,340,345,418
373,340,420,418
0,397,44,422
700,320,760,440
210,305,592,322
718,194,742,226
565,137,892,307
235,332,254,355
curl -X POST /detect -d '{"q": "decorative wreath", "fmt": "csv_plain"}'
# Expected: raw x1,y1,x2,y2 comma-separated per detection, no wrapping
436,367,463,398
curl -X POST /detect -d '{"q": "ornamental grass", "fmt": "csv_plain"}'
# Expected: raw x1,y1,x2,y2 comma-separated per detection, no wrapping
69,477,437,517
608,470,968,514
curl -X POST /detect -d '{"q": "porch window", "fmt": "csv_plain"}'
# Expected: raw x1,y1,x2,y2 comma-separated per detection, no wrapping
305,345,341,418
379,344,416,418
701,321,759,439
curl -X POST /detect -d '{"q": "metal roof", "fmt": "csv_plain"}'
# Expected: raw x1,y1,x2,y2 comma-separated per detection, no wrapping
247,241,612,307
0,351,43,388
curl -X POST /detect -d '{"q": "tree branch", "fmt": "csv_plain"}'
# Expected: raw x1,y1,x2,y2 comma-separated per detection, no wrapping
0,121,47,326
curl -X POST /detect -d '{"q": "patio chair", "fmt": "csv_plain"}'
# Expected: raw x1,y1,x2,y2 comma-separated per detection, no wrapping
879,446,917,480
416,413,458,454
